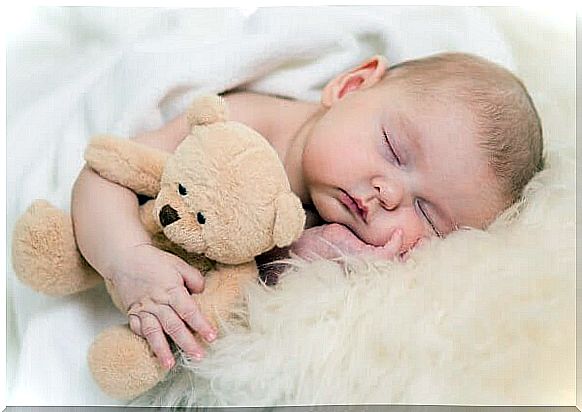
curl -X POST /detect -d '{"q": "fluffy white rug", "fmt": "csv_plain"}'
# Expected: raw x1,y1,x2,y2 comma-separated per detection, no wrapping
137,9,575,407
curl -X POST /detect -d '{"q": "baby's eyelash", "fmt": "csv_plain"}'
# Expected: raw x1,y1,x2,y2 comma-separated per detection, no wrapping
416,199,441,237
382,130,401,165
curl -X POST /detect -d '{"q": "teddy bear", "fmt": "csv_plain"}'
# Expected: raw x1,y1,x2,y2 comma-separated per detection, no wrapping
11,94,306,400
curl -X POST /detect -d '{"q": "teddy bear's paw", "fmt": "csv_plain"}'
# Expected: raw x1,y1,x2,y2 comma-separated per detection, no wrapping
88,325,168,401
11,200,102,296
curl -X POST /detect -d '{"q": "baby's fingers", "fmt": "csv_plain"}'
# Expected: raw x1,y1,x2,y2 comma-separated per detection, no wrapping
129,314,142,336
139,312,175,369
169,287,217,344
157,304,207,360
373,229,404,260
174,260,205,294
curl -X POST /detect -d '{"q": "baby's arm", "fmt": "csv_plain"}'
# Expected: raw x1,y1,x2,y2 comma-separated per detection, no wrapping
71,113,217,368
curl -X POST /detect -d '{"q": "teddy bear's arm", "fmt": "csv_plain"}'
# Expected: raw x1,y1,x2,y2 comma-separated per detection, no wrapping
84,135,170,198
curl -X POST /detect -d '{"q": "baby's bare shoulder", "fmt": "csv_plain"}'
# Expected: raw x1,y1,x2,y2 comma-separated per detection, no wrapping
222,91,273,133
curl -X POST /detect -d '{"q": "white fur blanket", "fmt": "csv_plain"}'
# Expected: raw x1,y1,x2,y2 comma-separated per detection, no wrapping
6,6,574,406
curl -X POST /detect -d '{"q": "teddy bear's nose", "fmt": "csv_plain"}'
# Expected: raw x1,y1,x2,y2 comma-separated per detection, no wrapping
159,204,181,227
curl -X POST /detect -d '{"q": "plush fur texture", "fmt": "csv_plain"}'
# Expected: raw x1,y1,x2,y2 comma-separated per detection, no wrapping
12,200,102,296
83,135,168,198
88,325,167,400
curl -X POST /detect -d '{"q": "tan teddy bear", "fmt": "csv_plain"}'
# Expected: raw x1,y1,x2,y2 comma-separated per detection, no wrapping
11,95,306,400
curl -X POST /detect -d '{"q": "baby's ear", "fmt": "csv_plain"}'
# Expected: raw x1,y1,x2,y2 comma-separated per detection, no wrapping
272,193,306,248
321,55,388,107
186,95,228,128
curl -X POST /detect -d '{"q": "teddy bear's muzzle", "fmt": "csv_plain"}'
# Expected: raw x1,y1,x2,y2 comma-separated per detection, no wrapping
159,204,181,227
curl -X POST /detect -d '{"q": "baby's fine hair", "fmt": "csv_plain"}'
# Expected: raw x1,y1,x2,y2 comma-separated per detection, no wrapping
385,52,544,207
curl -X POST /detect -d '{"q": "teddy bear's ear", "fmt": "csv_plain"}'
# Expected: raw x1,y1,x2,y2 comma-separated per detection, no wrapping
186,95,228,127
272,192,306,248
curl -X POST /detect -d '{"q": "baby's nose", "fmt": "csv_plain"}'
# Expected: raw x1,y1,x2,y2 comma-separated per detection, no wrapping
375,183,404,211
159,204,181,227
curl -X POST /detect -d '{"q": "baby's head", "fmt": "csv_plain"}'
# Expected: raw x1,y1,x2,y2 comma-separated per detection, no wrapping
302,52,544,251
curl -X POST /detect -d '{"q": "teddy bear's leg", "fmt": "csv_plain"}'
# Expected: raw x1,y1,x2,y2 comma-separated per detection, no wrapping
11,200,102,296
195,261,258,329
88,324,168,400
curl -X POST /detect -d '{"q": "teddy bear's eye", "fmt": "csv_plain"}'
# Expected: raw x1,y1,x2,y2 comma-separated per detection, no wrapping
178,184,187,196
196,212,206,225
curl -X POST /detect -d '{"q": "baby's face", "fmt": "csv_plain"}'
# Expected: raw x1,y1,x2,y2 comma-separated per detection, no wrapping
302,79,505,252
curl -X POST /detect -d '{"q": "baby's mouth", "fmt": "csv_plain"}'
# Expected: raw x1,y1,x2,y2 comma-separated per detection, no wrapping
339,190,368,223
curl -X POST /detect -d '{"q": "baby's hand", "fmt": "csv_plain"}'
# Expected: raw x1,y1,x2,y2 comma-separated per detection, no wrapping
106,243,217,369
290,223,410,262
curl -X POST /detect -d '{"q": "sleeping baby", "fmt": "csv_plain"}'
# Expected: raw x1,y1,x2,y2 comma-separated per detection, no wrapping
70,52,544,369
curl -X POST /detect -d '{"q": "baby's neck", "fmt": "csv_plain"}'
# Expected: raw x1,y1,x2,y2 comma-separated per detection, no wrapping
270,100,322,205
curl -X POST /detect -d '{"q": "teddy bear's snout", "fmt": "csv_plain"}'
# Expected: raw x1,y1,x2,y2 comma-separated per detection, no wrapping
159,204,181,227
